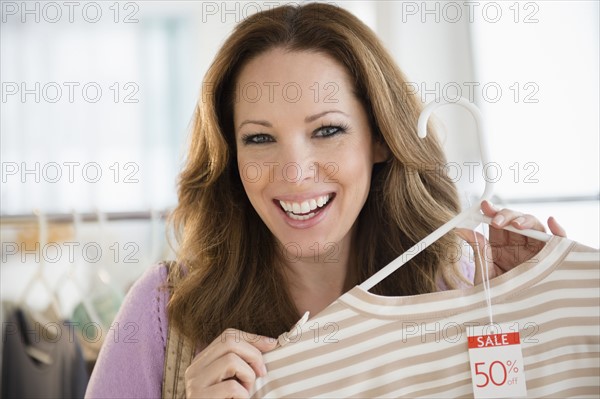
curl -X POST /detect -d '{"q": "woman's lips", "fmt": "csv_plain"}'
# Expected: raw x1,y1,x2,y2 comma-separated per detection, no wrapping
277,193,334,220
273,193,336,227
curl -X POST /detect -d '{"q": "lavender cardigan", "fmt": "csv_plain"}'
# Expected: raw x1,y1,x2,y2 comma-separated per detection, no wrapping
85,264,170,399
85,258,475,398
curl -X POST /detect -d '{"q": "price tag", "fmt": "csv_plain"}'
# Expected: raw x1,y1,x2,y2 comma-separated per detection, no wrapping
467,323,527,398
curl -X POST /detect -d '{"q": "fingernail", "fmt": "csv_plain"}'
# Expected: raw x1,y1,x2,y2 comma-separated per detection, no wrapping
513,217,525,226
492,215,505,226
262,364,268,375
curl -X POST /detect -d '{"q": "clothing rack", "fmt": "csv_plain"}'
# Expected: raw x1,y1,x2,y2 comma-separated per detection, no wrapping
497,194,599,204
0,209,171,224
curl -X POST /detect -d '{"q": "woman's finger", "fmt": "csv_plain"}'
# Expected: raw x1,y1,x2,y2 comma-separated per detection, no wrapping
209,352,258,391
548,216,567,237
184,329,278,398
185,353,254,394
189,379,250,399
480,200,498,217
481,201,526,229
509,214,546,233
195,329,275,379
490,208,524,229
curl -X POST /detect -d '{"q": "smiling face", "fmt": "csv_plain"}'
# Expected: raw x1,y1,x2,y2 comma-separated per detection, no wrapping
234,48,387,261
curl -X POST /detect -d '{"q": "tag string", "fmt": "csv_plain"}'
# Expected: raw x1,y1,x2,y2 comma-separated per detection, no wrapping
466,195,494,326
473,222,494,325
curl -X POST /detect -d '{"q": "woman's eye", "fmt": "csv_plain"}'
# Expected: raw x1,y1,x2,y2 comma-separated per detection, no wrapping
242,134,274,145
314,125,347,138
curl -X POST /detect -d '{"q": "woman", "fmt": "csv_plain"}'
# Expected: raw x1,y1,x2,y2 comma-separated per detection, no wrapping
85,3,565,398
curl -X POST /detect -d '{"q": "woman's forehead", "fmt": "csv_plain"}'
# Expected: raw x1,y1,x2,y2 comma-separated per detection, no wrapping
232,50,358,120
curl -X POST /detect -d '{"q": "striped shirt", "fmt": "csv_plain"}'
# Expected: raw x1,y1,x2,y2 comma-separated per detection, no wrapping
251,236,600,398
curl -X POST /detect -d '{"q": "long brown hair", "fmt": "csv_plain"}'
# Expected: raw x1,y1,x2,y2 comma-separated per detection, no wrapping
168,3,462,346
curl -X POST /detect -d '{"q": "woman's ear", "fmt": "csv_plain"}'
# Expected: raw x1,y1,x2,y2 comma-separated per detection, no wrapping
373,138,391,164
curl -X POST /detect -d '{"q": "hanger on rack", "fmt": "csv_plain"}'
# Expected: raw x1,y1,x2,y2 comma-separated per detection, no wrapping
87,208,123,327
17,210,62,364
52,209,103,326
18,210,62,316
94,208,112,286
360,97,553,291
69,208,124,334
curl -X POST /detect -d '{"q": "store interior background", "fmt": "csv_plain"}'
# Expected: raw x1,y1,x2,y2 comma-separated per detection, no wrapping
1,0,598,335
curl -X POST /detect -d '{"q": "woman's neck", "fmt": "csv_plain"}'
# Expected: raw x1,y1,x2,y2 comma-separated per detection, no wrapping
281,235,355,317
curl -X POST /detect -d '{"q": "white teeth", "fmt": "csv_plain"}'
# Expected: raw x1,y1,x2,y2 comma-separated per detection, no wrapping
288,212,316,221
278,194,332,218
300,201,311,213
316,196,325,207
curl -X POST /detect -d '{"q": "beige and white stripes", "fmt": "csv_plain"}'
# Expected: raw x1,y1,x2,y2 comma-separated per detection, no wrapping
250,236,600,398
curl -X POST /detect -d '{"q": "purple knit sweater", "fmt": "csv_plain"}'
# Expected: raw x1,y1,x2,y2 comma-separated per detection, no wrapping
85,263,170,399
85,259,475,398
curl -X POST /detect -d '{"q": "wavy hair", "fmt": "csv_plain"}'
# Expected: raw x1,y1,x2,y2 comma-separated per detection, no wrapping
168,3,462,346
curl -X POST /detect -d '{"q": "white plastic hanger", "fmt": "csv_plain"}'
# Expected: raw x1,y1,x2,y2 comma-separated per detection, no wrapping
89,208,124,326
18,209,62,317
52,209,103,326
17,210,62,364
360,97,552,291
94,208,112,285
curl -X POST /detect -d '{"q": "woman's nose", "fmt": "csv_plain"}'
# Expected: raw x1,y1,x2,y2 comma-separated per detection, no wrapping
276,142,317,185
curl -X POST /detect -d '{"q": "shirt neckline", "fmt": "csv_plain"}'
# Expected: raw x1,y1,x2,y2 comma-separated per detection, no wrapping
333,235,573,319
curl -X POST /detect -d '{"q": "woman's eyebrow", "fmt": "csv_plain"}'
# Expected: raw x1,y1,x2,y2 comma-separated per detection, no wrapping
238,119,272,130
238,110,348,130
304,110,348,123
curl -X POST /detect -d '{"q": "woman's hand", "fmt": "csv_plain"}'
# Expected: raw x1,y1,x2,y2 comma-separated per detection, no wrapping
457,200,567,284
185,329,277,399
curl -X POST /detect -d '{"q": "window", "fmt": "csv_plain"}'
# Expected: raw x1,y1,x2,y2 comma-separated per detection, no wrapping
470,0,599,247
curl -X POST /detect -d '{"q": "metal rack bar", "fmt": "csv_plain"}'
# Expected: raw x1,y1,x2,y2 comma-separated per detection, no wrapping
0,209,171,224
496,194,599,205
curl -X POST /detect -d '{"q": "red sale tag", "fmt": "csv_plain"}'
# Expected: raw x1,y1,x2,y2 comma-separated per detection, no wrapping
467,323,527,398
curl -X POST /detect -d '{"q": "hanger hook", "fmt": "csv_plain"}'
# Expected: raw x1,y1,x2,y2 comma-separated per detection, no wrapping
359,97,551,291
33,209,48,257
71,208,82,238
417,97,494,202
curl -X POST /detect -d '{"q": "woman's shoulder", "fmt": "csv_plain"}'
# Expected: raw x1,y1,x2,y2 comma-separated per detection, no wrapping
123,262,172,345
85,262,173,399
128,262,170,300
132,261,170,290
